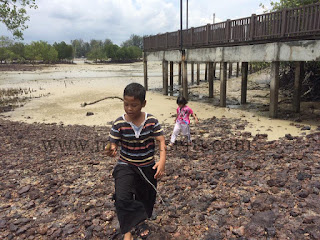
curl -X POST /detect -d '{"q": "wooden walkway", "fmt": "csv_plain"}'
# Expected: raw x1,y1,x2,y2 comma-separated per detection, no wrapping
143,3,320,118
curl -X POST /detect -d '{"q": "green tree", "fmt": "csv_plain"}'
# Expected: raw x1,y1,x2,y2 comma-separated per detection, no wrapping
0,35,14,48
260,0,319,11
121,34,143,49
25,41,58,63
53,41,73,61
10,42,25,61
0,0,37,39
71,39,90,58
105,44,119,60
87,45,105,62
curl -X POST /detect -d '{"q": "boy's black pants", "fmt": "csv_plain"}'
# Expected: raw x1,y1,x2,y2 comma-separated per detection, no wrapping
112,163,157,234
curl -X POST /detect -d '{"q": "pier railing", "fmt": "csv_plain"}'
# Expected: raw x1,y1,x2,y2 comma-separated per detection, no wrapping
144,3,320,51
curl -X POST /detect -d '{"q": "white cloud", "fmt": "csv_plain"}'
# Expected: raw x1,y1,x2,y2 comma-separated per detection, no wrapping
0,0,267,45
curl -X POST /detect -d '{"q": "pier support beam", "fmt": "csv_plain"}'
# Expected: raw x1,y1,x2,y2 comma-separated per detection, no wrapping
236,62,240,77
170,61,174,96
178,62,182,85
191,62,194,85
162,60,168,95
143,56,148,91
197,63,200,85
229,62,233,78
182,51,188,100
213,63,216,79
209,62,214,98
269,61,280,118
205,63,208,81
293,61,304,113
241,62,248,104
220,62,228,107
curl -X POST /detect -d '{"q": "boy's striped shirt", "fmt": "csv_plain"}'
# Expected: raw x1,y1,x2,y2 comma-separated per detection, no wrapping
109,113,164,166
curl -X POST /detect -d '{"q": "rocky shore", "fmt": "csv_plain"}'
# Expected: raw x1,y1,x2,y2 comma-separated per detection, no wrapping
1,116,320,239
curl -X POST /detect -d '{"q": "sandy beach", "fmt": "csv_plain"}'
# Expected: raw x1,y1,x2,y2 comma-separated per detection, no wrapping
0,60,319,140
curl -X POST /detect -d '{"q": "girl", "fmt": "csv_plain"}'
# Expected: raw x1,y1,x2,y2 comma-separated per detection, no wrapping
168,96,198,148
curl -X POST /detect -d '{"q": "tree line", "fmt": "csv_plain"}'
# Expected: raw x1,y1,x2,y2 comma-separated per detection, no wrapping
0,34,143,64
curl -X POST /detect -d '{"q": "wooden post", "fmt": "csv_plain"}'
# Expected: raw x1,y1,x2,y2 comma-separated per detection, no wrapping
197,63,200,85
228,62,233,78
220,62,227,107
209,62,214,98
250,14,256,40
213,62,216,79
191,62,194,85
236,62,240,77
241,62,248,104
182,51,188,100
163,60,168,95
170,61,174,96
269,61,280,118
178,62,182,85
143,54,148,91
281,9,287,37
293,61,304,113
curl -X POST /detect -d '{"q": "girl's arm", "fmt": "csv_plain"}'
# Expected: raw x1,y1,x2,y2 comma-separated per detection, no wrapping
192,113,199,124
153,135,166,179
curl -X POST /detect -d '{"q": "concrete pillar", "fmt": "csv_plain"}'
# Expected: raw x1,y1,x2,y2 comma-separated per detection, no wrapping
143,56,148,91
162,60,168,95
229,62,233,78
241,62,248,104
220,62,228,107
197,63,200,85
293,61,304,113
209,62,214,98
182,51,188,100
269,61,280,118
205,63,208,81
236,62,240,77
178,62,182,85
191,62,194,85
170,61,174,96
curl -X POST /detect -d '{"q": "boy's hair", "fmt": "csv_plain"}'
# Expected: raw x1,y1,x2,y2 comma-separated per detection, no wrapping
177,96,188,105
123,83,146,103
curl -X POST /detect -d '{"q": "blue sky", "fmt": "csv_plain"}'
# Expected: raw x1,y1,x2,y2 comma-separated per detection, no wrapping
0,0,273,45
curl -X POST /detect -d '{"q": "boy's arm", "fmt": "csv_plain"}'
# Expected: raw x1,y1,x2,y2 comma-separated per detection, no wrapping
105,142,118,157
153,135,166,179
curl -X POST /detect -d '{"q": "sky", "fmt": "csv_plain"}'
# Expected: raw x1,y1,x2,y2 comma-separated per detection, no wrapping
1,0,273,46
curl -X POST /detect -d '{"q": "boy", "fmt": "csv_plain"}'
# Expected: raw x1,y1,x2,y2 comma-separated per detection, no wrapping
106,83,166,240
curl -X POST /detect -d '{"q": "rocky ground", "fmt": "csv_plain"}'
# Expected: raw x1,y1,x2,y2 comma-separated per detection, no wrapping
0,117,320,240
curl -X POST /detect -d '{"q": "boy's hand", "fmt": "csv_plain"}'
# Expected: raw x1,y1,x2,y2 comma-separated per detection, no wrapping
105,142,117,157
153,160,165,179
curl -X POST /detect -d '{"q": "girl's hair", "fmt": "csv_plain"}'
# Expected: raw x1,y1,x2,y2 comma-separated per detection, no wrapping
123,83,146,103
176,96,188,105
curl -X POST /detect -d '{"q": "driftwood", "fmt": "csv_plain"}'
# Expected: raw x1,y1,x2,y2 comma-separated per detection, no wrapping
81,96,123,107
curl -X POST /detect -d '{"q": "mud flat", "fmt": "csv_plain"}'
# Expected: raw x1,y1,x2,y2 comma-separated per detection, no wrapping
0,61,319,141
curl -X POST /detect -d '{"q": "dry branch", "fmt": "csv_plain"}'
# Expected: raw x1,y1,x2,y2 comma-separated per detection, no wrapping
81,96,123,107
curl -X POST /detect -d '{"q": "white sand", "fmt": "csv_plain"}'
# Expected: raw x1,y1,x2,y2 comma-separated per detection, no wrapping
0,60,319,140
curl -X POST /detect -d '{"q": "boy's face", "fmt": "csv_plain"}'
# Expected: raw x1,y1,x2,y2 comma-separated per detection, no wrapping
123,95,146,119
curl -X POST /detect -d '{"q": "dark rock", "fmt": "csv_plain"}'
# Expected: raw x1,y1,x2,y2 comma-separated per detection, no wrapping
164,225,177,233
297,172,312,181
301,126,311,130
86,112,94,116
298,190,309,198
285,134,294,140
266,227,276,237
18,185,31,194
